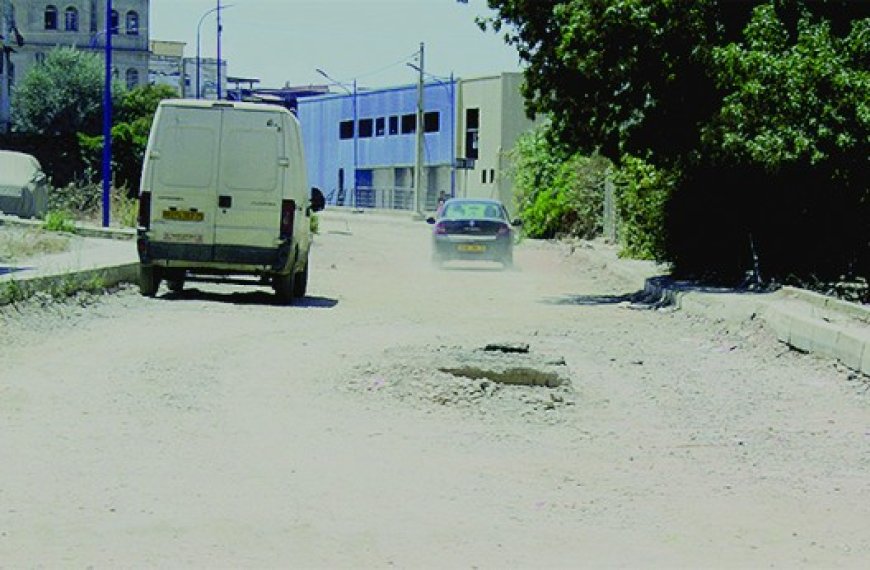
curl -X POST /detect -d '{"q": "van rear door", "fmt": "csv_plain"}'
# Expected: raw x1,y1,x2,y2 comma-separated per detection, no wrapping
214,108,284,256
147,105,220,257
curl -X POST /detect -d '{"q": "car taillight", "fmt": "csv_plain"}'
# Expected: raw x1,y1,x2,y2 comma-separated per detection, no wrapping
138,191,151,230
435,222,448,235
280,199,296,239
497,223,510,236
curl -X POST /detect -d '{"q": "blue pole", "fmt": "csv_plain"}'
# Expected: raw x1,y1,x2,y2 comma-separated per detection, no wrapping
102,0,112,228
216,0,222,100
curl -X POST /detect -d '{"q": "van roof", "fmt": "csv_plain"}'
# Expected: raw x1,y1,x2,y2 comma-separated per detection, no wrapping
159,98,291,114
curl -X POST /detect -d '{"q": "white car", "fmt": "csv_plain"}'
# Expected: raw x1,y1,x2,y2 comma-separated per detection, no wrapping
0,150,50,219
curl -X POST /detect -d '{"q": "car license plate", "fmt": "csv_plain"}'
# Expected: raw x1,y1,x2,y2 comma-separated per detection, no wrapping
162,210,204,222
457,244,486,253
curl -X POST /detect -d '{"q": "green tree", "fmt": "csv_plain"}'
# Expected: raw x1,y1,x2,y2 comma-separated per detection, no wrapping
483,1,869,284
11,47,113,136
78,84,177,194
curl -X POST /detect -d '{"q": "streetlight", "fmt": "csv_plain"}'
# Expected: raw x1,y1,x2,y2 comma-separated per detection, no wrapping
102,0,113,227
408,63,456,199
196,3,233,99
315,68,357,208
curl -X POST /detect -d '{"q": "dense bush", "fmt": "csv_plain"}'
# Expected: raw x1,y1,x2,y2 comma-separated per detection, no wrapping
613,156,674,262
511,126,610,239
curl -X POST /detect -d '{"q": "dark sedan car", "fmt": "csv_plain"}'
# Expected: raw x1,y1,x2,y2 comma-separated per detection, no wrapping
426,198,520,267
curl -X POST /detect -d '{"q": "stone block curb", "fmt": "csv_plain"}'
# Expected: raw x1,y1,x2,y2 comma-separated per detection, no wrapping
643,276,870,377
0,263,139,306
0,214,136,241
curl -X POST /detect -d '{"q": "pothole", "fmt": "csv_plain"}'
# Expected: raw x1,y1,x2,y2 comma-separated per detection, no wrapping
346,343,576,422
438,366,564,388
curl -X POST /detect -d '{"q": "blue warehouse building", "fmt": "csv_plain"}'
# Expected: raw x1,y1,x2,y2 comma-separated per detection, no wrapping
297,80,457,211
295,72,539,215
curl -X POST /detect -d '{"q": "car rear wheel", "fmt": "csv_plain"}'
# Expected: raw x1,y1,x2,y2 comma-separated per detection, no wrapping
502,251,514,269
139,265,161,297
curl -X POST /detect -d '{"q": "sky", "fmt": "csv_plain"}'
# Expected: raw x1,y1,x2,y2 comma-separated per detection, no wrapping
149,0,524,90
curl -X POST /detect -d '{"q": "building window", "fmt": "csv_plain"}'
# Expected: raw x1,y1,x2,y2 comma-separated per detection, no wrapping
375,117,385,137
490,169,496,184
35,52,46,64
424,111,440,133
65,7,79,31
465,108,479,160
388,115,398,135
401,114,416,134
110,10,119,34
90,0,98,32
126,68,139,89
44,6,58,30
358,118,373,138
126,11,139,35
481,170,487,184
339,120,354,140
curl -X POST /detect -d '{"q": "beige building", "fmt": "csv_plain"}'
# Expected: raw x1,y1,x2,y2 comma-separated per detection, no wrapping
454,72,539,215
5,0,149,91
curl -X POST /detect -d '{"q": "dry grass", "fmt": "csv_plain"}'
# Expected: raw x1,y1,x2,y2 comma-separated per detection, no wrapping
0,225,71,263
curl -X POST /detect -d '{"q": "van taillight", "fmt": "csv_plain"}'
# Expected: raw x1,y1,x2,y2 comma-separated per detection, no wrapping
280,199,296,239
138,192,151,229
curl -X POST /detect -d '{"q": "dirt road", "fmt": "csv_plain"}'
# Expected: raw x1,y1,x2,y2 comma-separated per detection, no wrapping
1,210,868,568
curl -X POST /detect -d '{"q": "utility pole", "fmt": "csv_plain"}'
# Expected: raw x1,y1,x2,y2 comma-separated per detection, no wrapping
414,42,425,217
0,0,10,134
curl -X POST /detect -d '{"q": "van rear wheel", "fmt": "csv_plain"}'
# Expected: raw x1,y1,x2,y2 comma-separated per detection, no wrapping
273,271,296,304
293,263,309,298
139,265,161,297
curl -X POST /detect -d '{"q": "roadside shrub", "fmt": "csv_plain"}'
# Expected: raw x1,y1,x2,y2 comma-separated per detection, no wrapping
613,156,675,261
511,125,611,239
47,180,137,228
42,210,77,233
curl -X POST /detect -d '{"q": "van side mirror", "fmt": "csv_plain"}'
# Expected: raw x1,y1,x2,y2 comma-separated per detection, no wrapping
310,187,325,212
511,218,523,227
426,217,436,224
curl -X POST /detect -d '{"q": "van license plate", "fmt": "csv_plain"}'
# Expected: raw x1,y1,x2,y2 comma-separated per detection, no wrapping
457,244,486,252
163,210,204,222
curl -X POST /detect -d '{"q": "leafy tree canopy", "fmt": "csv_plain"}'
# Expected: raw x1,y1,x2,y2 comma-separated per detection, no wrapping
11,47,117,136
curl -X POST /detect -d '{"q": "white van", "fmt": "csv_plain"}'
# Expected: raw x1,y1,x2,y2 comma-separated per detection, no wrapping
136,99,325,302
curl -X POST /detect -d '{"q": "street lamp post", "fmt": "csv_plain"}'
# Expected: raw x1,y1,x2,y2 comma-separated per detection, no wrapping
196,3,232,99
102,0,113,227
216,0,223,100
315,68,357,208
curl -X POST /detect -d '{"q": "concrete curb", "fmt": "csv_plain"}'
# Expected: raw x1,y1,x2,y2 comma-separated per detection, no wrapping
643,276,870,377
0,214,136,240
0,262,139,306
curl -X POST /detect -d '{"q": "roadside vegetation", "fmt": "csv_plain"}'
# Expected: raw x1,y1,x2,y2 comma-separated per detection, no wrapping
488,1,868,303
0,226,70,262
1,47,176,229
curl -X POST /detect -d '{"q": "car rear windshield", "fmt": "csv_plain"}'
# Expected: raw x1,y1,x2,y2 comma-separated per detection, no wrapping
442,201,505,220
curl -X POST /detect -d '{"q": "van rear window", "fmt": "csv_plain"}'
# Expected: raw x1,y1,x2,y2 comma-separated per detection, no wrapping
157,126,216,188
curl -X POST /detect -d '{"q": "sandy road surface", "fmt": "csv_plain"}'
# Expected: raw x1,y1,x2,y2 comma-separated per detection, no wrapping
1,210,868,568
